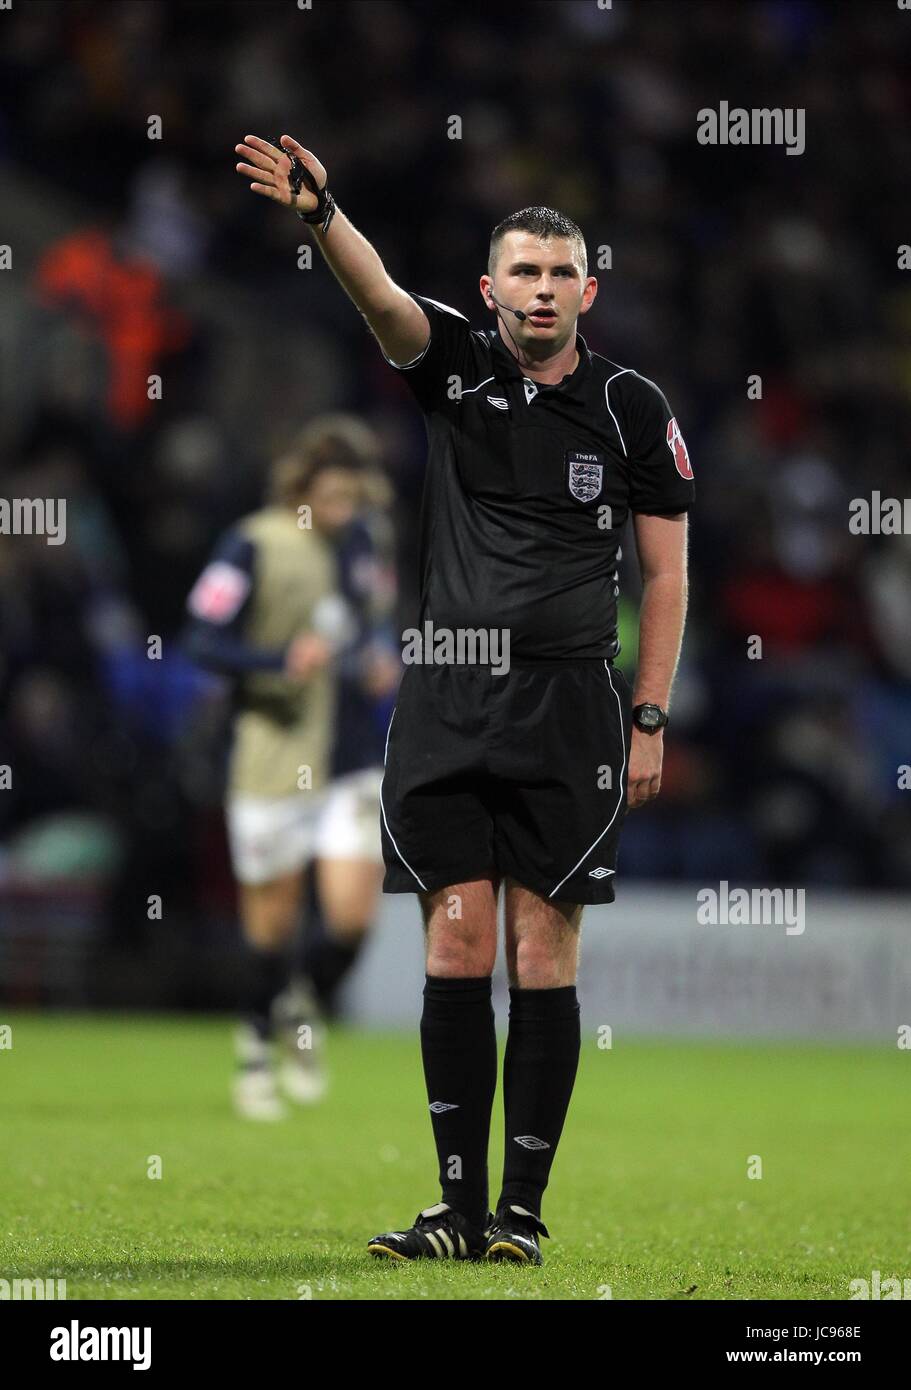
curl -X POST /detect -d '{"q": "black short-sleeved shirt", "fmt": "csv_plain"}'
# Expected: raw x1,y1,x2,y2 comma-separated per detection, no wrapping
382,293,694,660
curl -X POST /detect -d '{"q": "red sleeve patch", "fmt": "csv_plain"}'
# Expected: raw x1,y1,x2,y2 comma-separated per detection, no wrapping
187,562,251,624
666,417,693,479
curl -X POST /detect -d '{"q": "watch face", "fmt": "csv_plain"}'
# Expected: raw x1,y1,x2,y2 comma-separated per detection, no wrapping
635,705,664,729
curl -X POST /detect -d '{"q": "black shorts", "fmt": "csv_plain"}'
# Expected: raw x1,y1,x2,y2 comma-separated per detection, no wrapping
380,658,633,905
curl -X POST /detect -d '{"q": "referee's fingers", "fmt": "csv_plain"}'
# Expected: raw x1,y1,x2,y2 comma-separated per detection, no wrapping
241,134,283,163
277,135,328,190
235,143,279,172
235,162,276,185
278,134,313,161
249,183,287,204
627,774,660,808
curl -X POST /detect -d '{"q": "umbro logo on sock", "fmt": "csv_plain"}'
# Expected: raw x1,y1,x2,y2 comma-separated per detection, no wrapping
513,1135,550,1150
588,866,615,879
429,1101,459,1113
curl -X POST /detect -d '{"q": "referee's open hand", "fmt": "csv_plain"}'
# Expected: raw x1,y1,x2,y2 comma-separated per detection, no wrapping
627,727,663,808
234,133,327,216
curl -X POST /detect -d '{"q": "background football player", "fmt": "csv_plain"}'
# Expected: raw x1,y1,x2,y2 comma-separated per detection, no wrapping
184,414,398,1118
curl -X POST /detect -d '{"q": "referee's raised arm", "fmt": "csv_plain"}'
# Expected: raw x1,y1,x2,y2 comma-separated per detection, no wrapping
234,132,429,367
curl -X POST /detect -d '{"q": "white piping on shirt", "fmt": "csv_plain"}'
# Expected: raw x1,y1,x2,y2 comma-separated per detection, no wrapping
604,368,633,458
458,374,497,396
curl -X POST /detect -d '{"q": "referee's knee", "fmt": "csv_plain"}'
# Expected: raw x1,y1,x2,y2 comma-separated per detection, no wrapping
424,917,498,978
425,935,497,978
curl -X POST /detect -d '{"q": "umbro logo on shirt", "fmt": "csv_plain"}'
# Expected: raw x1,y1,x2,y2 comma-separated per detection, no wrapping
486,395,509,410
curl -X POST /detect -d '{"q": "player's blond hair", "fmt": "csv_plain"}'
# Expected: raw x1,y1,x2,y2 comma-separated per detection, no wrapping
269,413,390,509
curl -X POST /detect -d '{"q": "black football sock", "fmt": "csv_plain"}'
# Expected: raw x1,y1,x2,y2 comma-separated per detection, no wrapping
301,930,365,1015
497,985,581,1219
241,942,293,1045
420,975,498,1231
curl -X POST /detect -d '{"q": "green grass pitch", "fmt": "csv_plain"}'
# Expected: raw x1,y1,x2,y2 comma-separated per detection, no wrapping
1,1012,909,1300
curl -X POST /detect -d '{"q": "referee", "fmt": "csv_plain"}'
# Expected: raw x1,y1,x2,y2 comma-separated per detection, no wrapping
235,133,694,1265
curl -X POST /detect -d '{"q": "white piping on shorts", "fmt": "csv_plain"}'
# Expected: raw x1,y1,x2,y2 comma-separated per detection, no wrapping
548,661,627,898
379,708,429,891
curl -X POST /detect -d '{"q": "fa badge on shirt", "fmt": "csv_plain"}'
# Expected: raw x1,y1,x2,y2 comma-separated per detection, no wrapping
566,450,604,504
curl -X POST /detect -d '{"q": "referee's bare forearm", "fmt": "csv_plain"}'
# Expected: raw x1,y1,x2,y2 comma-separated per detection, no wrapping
306,209,428,363
634,573,688,709
632,512,689,709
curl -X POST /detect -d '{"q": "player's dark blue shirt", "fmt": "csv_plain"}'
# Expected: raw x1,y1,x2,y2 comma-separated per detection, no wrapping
182,518,396,775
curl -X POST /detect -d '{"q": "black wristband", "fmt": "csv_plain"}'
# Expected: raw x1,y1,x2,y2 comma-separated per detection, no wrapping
295,185,336,235
285,148,336,234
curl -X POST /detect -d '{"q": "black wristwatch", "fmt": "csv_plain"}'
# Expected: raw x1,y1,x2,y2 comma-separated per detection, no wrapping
632,703,669,735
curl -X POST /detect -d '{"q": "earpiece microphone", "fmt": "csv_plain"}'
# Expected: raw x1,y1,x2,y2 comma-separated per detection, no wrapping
487,293,526,322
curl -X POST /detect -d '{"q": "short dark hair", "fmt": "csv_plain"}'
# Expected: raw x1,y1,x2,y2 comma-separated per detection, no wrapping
488,206,588,278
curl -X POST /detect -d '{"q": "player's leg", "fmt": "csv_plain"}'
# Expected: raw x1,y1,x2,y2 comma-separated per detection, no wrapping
245,872,330,1107
239,872,304,951
305,768,386,1014
306,856,378,1001
483,882,582,1262
317,857,380,938
368,875,498,1261
231,871,304,1120
227,794,320,1118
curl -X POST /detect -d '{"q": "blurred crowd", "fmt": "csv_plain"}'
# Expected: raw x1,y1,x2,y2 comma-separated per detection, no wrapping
2,0,911,965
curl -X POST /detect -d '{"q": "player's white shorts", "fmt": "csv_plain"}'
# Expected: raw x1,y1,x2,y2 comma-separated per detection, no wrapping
227,768,384,885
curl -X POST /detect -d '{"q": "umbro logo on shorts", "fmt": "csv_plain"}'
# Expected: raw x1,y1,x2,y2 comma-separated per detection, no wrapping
588,866,616,879
513,1135,550,1150
429,1101,459,1113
